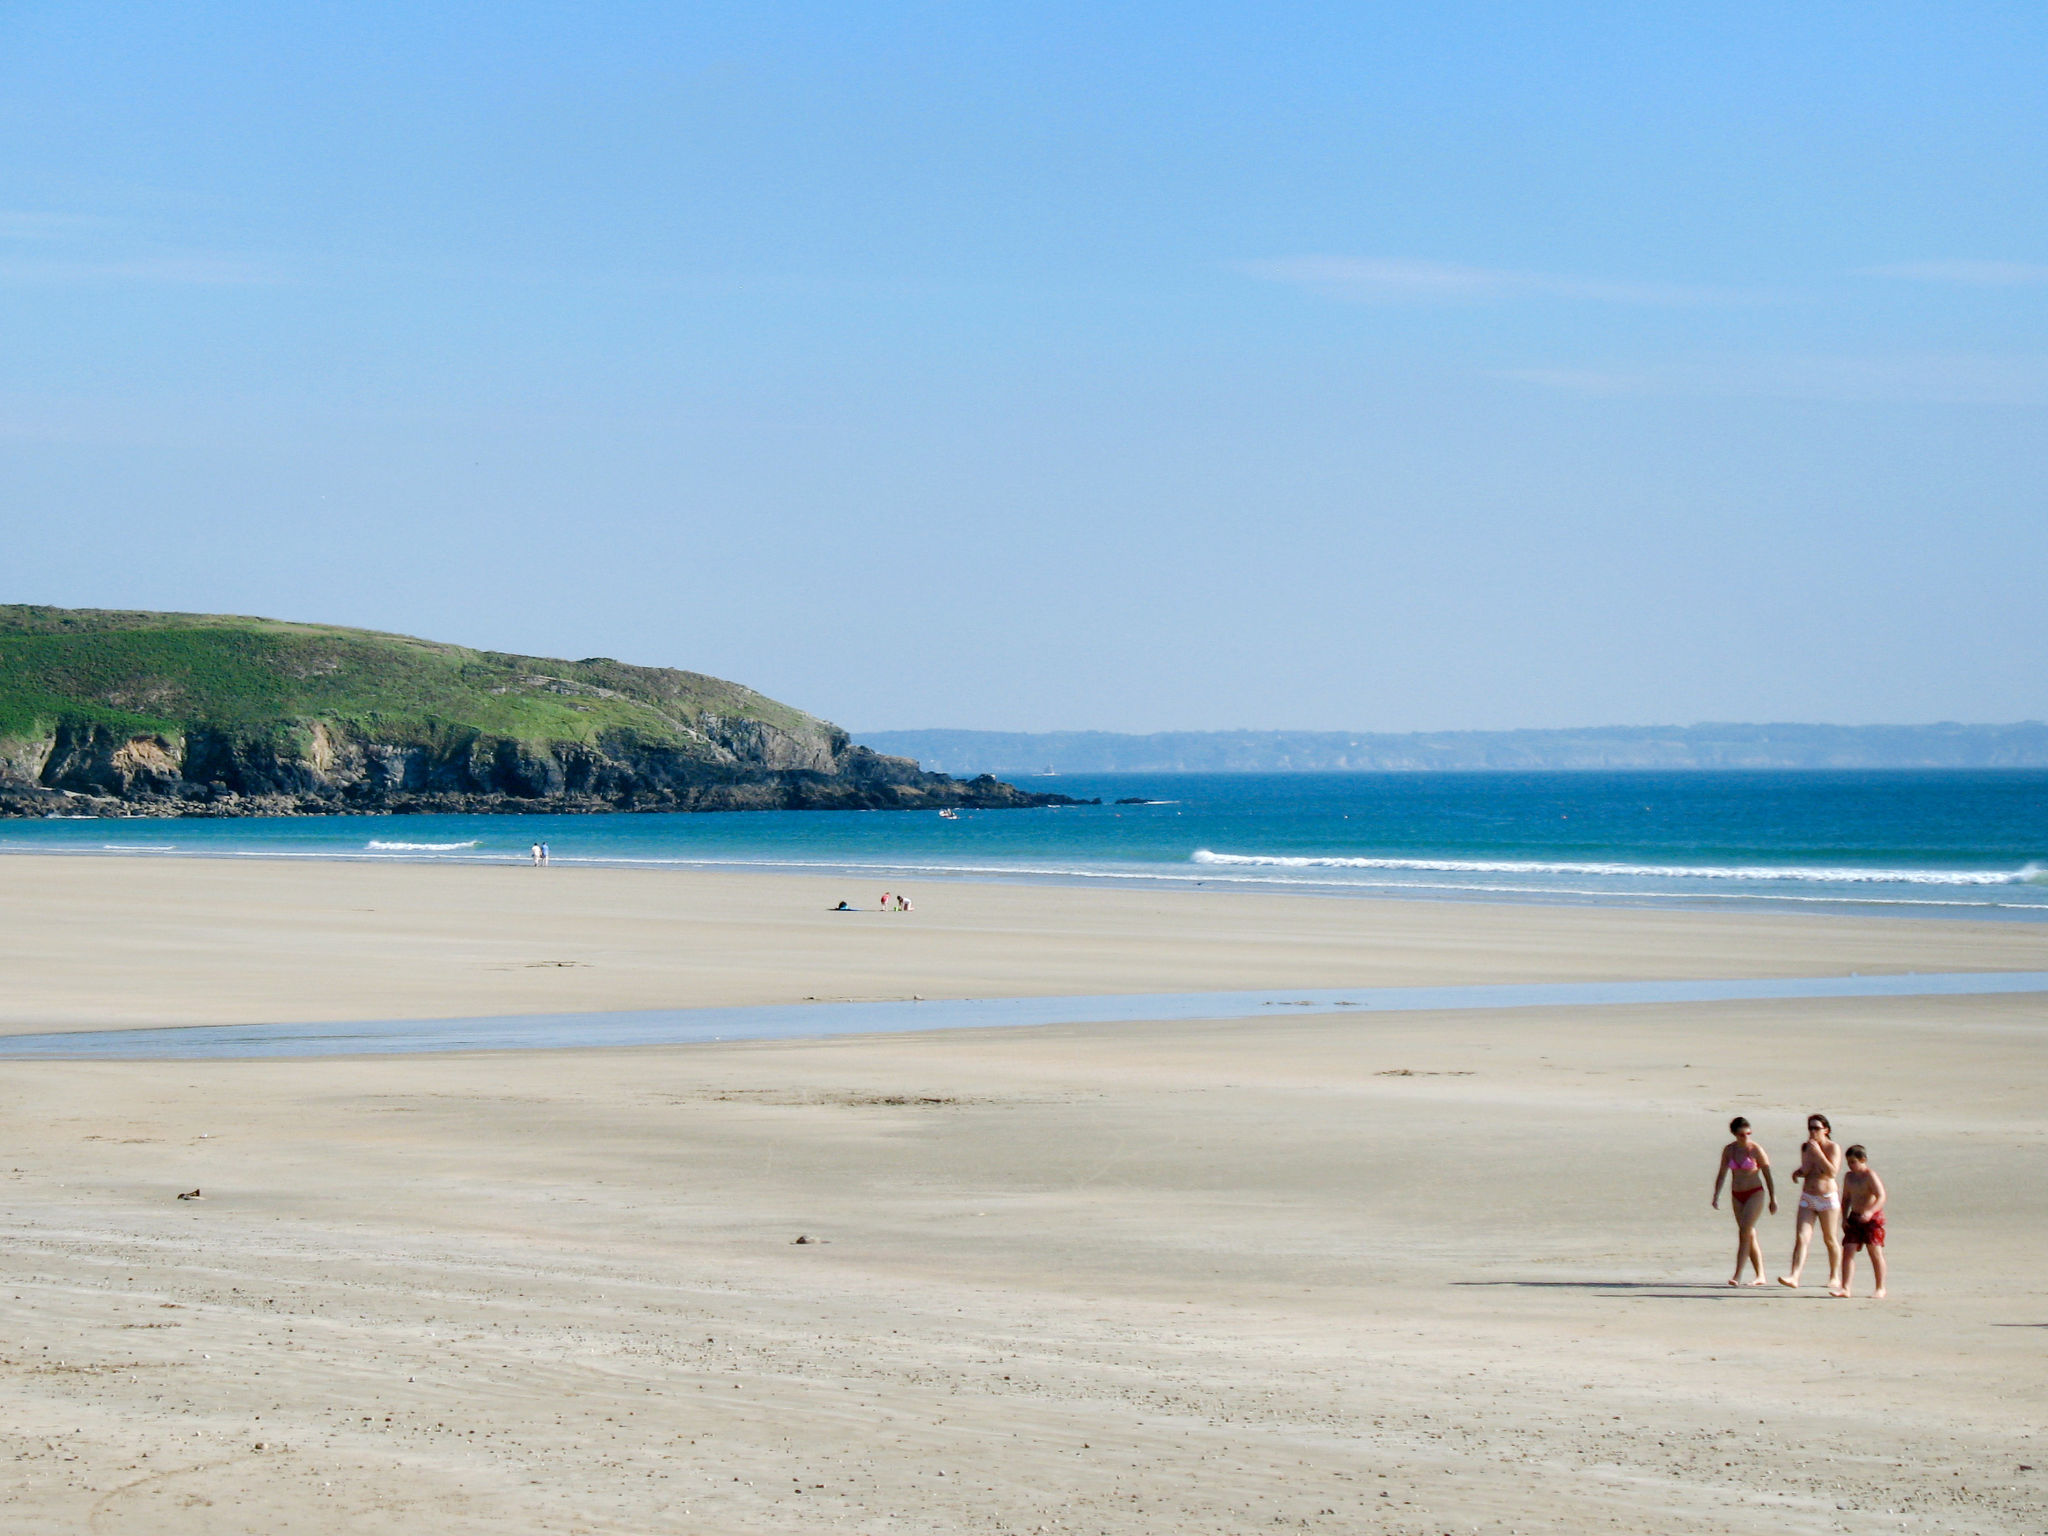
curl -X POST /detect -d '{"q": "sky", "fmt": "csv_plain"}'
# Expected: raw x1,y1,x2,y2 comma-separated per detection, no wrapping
2,2,2044,734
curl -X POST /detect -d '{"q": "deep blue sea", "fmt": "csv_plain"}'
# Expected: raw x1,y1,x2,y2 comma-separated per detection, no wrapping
4,770,2046,919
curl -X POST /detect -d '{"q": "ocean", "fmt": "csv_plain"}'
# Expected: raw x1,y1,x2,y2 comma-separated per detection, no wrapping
4,769,2045,920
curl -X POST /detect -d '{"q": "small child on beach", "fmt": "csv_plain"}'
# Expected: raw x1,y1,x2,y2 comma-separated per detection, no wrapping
1838,1144,1887,1299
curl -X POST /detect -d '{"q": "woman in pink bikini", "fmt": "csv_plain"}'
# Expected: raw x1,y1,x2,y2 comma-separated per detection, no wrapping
1711,1116,1777,1285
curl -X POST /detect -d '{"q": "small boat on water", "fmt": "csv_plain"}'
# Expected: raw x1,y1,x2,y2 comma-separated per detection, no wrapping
937,808,960,820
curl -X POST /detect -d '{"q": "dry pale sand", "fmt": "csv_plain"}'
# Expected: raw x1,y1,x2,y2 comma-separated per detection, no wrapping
0,854,2043,1031
1,858,2045,1534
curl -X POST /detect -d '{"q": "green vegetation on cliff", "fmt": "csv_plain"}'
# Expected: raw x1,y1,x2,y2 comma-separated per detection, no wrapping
0,605,815,754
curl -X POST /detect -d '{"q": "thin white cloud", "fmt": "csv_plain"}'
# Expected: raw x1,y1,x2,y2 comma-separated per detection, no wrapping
1246,256,1513,298
1490,367,1655,395
0,252,290,285
1242,256,1754,307
1858,259,2048,286
1494,354,2048,407
0,209,290,285
0,210,112,241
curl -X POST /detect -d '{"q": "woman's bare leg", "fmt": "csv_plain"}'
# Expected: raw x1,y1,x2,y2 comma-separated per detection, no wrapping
1733,1198,1766,1284
1742,1223,1767,1284
1823,1212,1846,1295
1779,1207,1815,1286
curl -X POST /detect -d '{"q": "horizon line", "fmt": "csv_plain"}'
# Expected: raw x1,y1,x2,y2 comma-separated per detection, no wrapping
855,720,2048,737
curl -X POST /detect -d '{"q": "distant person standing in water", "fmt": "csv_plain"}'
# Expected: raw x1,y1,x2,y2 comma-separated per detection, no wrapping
531,842,543,867
1711,1116,1777,1286
1779,1113,1845,1293
1838,1145,1888,1299
540,842,551,866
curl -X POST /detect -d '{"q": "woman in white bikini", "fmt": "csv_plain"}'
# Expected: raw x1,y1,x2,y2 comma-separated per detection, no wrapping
1778,1112,1845,1294
1711,1115,1777,1285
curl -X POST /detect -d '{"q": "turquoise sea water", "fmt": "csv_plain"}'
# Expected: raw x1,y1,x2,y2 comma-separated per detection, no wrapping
3,770,2046,919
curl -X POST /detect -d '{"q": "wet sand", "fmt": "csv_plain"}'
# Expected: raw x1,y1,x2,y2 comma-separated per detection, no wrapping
1,857,2044,1533
1,853,2043,1031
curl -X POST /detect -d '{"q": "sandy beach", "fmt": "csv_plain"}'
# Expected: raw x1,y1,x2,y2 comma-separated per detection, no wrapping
2,854,2044,1032
2,855,2045,1533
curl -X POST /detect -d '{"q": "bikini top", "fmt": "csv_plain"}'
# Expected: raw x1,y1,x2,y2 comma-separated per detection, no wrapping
1726,1151,1759,1172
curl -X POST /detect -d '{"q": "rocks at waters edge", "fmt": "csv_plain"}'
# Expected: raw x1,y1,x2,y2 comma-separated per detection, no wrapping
0,757,1084,819
0,715,1086,818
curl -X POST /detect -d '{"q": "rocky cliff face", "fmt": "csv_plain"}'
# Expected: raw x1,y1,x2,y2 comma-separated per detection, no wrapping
0,717,1068,817
0,720,1064,819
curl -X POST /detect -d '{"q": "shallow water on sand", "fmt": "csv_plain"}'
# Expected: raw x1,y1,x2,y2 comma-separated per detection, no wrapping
5,970,2044,1059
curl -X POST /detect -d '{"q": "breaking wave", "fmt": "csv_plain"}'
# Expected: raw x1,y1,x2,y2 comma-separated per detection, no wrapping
1191,849,2044,886
365,840,482,852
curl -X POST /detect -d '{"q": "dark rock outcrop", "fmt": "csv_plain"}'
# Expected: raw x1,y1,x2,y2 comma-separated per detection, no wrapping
0,723,1078,818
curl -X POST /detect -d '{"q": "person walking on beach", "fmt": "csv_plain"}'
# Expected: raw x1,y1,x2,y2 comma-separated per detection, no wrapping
531,842,543,867
1837,1144,1888,1299
540,842,550,866
1778,1112,1845,1293
1711,1116,1777,1285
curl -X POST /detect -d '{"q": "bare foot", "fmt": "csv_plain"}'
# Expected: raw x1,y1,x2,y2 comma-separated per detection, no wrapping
1727,1278,1741,1287
1745,1278,1767,1286
1873,1288,1887,1299
1830,1287,1849,1298
1777,1276,1798,1287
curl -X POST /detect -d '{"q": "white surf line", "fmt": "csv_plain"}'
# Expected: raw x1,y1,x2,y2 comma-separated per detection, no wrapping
3,971,2045,1060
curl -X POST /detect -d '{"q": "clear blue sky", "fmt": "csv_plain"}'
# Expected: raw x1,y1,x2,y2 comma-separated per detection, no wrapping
3,3,2043,732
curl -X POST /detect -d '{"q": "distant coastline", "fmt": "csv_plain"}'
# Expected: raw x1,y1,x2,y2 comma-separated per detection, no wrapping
857,723,2048,776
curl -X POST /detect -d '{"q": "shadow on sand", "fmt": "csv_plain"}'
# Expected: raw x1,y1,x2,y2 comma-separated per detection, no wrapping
1453,1280,1833,1300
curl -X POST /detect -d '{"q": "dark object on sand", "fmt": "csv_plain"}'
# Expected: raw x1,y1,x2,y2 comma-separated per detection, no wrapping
792,1234,829,1245
832,901,852,911
176,1188,202,1200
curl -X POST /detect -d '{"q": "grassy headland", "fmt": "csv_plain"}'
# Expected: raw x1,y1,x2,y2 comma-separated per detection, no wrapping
0,606,1056,816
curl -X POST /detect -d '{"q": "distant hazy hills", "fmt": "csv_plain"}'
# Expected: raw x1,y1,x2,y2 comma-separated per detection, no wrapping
857,724,2048,776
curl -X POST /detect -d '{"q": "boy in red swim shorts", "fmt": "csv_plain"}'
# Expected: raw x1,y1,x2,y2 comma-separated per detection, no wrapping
1838,1144,1887,1299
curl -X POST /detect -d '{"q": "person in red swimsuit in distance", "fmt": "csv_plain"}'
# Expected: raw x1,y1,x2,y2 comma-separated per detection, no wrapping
1711,1115,1777,1286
